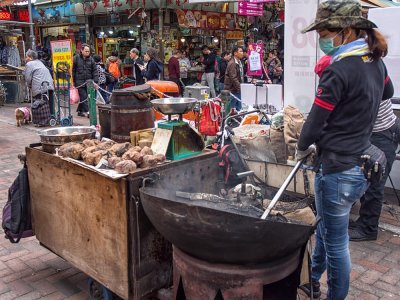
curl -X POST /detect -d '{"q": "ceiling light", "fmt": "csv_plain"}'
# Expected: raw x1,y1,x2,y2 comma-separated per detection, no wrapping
108,30,113,35
129,30,134,34
180,37,186,43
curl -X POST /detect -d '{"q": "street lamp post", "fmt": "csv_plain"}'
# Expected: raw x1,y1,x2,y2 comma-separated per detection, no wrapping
28,0,35,49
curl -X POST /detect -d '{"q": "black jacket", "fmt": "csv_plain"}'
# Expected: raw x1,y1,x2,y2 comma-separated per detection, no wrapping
298,56,394,174
133,58,145,85
72,54,98,86
219,60,228,82
203,53,216,74
142,59,163,81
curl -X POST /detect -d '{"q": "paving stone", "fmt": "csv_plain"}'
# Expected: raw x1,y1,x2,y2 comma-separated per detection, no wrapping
7,279,34,297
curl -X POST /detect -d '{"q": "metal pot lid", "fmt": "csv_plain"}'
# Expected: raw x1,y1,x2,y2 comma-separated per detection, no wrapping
112,84,151,94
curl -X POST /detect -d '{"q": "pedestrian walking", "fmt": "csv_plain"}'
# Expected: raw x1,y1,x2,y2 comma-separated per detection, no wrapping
105,51,123,92
224,46,244,112
129,48,145,85
24,49,55,126
200,45,216,98
141,47,163,82
72,44,98,117
168,49,183,94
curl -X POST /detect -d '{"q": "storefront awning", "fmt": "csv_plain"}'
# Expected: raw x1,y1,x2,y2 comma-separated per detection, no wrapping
34,0,66,9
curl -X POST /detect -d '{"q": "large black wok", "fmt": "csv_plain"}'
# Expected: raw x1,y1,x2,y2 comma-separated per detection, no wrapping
139,187,315,265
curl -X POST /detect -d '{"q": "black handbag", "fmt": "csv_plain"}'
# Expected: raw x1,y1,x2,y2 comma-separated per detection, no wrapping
361,144,387,184
105,72,116,84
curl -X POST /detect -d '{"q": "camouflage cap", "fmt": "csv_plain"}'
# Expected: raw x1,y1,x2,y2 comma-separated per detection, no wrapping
301,0,377,33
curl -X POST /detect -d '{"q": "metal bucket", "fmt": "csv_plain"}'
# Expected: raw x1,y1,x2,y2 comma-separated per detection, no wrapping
97,104,111,139
110,84,154,142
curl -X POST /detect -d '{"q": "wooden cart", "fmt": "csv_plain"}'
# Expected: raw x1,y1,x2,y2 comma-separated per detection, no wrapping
26,147,219,299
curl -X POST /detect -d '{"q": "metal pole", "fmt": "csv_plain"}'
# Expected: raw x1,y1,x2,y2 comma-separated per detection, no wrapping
27,0,35,49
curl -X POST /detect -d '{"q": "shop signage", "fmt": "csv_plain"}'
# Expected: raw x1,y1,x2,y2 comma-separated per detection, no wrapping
225,31,244,40
50,40,73,88
238,2,263,10
0,11,12,21
238,8,264,17
177,9,242,30
247,43,263,77
18,10,30,22
237,1,264,17
248,0,278,3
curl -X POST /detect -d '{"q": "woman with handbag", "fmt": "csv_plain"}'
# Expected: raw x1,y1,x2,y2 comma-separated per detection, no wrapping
296,1,394,299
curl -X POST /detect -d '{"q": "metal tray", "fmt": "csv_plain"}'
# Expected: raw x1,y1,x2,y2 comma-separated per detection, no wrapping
151,98,197,115
39,126,96,153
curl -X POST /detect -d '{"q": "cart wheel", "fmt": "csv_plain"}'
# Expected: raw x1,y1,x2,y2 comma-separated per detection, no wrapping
49,118,57,127
61,117,71,127
88,278,115,300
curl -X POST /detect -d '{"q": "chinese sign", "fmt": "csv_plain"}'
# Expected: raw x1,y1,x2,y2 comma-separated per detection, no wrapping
247,43,263,77
51,40,73,88
177,10,248,30
0,10,11,21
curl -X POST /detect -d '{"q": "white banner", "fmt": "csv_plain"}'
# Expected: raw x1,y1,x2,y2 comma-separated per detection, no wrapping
368,7,400,98
284,0,321,113
368,7,400,190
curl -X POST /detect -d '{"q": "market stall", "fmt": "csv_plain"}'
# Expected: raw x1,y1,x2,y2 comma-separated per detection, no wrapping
24,81,317,299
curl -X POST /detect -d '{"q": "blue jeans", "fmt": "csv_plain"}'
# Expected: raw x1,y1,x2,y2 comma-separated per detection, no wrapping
230,92,242,111
312,166,368,300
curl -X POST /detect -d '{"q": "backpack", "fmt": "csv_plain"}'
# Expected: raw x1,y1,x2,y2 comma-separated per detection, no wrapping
108,61,121,78
2,164,34,243
218,144,246,187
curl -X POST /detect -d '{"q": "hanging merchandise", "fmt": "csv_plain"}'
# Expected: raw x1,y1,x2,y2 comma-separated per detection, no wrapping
0,81,6,106
199,100,221,136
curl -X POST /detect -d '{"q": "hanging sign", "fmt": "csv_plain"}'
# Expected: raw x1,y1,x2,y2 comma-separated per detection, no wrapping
247,43,263,76
238,9,264,17
50,40,73,89
238,2,263,10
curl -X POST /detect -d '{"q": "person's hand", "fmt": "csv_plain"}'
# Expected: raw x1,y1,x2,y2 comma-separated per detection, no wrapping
295,144,316,161
94,83,99,90
267,79,272,84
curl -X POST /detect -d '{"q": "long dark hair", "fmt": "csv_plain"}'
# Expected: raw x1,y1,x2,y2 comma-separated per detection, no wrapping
364,29,388,60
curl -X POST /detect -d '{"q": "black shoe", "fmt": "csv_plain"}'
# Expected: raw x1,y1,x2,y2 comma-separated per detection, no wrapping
77,112,85,117
299,282,321,299
349,228,377,241
348,219,359,229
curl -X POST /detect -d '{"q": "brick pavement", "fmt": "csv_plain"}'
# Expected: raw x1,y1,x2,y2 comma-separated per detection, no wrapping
1,103,400,299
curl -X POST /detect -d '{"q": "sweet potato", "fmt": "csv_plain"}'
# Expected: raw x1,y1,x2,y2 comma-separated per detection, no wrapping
108,156,122,168
115,160,137,174
122,149,143,165
140,146,153,156
140,155,157,168
154,153,166,163
110,142,131,157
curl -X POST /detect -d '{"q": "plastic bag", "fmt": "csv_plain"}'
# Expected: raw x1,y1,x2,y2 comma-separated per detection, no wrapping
96,91,106,105
69,87,80,104
199,100,221,136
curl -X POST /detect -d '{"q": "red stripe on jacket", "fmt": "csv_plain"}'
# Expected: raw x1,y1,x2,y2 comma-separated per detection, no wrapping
314,97,335,111
384,76,390,84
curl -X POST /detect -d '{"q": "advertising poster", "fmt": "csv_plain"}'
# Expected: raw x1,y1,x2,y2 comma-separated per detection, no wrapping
283,0,320,113
50,40,73,89
247,43,263,77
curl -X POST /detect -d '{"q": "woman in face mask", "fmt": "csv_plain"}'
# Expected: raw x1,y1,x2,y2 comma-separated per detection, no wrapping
295,1,394,300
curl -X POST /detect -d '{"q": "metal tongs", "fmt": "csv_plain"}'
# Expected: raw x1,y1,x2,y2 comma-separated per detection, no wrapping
261,158,305,219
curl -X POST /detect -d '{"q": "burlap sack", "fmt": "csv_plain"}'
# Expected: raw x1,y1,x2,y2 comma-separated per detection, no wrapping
283,106,305,158
269,127,287,164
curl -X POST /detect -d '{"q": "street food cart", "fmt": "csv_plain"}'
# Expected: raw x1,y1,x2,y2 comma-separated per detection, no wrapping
25,87,315,299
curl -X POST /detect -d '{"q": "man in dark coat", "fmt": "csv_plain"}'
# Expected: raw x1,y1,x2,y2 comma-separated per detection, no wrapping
224,46,244,111
72,44,98,117
129,48,145,85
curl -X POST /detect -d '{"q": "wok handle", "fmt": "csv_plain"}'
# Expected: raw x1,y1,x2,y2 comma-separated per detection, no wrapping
261,159,304,219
